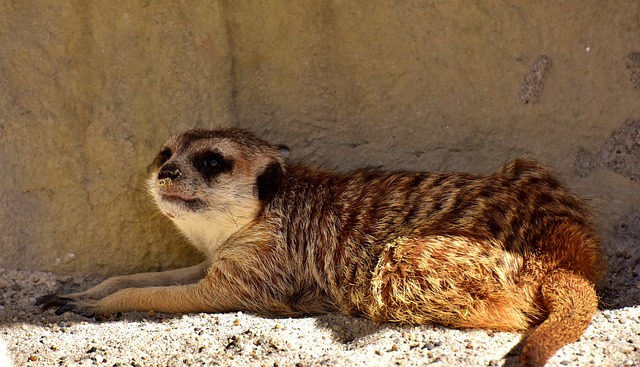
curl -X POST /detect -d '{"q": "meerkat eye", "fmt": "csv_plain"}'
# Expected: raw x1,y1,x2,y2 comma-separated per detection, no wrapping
193,151,232,179
203,157,219,168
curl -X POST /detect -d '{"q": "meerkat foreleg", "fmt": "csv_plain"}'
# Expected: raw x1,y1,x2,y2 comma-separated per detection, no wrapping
36,261,210,309
39,258,277,317
50,282,218,317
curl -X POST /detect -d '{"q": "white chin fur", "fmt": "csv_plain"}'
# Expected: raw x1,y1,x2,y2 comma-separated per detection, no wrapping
156,198,195,219
147,176,260,257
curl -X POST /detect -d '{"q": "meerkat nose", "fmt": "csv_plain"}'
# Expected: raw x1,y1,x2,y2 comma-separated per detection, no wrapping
158,162,182,181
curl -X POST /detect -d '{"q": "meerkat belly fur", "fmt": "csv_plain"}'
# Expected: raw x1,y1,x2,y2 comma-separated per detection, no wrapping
38,128,603,367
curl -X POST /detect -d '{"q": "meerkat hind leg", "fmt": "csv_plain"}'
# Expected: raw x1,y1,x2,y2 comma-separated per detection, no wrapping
367,236,538,331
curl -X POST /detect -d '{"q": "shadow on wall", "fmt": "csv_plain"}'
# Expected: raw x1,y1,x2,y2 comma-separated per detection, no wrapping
574,118,640,309
600,210,640,309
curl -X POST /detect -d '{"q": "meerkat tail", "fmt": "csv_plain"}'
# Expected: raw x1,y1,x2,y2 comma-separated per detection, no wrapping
520,269,598,367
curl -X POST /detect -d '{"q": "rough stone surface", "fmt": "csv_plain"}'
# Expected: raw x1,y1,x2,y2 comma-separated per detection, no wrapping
0,1,234,274
601,210,640,310
576,118,640,183
0,2,639,283
626,52,640,90
518,55,552,104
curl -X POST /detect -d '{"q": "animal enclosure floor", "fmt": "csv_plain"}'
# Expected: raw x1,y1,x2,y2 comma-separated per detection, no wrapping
1,269,638,367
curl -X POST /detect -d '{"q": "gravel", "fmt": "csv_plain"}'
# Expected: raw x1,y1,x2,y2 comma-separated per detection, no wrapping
1,266,638,367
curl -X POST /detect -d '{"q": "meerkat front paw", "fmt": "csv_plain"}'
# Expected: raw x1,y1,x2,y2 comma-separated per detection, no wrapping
36,294,105,318
52,300,102,318
35,293,72,309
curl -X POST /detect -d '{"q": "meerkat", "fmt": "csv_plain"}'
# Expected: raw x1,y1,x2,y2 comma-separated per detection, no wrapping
37,128,603,367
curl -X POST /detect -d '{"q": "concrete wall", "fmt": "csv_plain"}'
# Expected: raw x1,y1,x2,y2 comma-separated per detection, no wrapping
1,1,639,275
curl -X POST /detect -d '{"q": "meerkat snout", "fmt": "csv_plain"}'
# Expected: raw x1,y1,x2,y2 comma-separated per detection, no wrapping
157,162,182,184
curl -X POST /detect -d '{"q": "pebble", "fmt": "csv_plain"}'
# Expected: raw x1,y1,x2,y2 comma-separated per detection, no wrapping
423,343,435,350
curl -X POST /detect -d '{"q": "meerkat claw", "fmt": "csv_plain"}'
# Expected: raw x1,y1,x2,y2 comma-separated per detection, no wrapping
54,303,78,316
53,299,104,318
35,294,98,318
35,293,58,306
35,294,72,310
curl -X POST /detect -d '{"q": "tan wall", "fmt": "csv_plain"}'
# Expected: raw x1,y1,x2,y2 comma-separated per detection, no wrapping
1,1,639,275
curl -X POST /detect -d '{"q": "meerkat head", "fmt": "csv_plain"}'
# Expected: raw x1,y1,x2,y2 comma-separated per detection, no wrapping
147,128,287,254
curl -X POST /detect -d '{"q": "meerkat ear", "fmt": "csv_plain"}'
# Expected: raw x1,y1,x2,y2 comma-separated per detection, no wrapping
257,161,284,202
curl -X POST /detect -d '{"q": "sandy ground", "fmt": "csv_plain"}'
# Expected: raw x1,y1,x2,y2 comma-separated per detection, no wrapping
0,266,638,367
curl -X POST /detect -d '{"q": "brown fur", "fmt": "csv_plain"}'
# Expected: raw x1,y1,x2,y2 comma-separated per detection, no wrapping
37,128,603,367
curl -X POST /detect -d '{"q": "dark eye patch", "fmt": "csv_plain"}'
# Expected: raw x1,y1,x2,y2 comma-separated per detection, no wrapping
192,151,233,179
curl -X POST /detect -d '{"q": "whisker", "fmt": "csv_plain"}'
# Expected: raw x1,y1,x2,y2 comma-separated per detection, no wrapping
161,118,174,139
